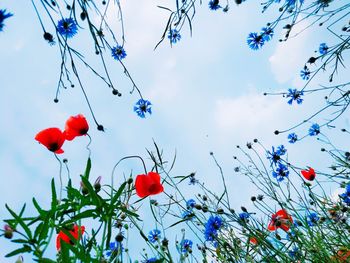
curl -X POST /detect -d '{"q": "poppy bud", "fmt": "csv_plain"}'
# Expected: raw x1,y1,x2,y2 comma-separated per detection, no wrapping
4,225,14,239
127,177,133,184
80,181,89,195
94,176,102,192
115,233,124,242
162,238,169,247
202,205,208,212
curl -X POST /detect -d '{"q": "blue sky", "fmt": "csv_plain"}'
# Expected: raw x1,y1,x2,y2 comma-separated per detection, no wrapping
1,0,349,261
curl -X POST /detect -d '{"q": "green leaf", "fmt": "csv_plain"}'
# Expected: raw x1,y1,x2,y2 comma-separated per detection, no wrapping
110,182,127,207
51,178,57,210
5,245,31,257
5,204,32,240
84,157,92,179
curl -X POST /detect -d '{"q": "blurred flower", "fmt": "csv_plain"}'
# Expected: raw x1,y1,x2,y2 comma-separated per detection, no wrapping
239,212,250,221
319,43,328,55
288,247,301,260
272,162,289,182
106,242,123,257
148,229,161,243
56,225,85,250
288,133,298,143
134,99,152,118
300,67,311,80
204,215,223,241
168,29,181,44
301,167,316,181
307,212,319,226
286,88,304,105
64,114,89,141
180,239,193,253
261,27,274,41
308,123,320,136
0,9,13,32
57,18,78,38
35,127,65,154
249,237,258,245
247,32,265,50
189,173,198,185
111,45,127,61
268,209,293,232
142,258,158,263
135,171,164,198
186,199,196,209
208,0,221,10
340,185,350,205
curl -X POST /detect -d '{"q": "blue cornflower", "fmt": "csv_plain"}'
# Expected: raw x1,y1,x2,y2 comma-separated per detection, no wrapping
319,43,328,55
308,123,320,136
300,67,311,80
286,88,304,105
168,29,181,44
288,247,301,260
276,145,287,156
0,9,13,32
247,32,265,50
182,210,194,220
148,229,161,243
307,212,319,226
267,146,286,166
106,242,123,257
288,133,298,144
186,199,196,209
239,212,250,221
261,27,274,42
180,239,193,253
134,99,152,118
340,185,350,205
111,45,127,61
204,215,223,241
142,257,158,263
272,162,289,182
57,18,78,38
189,173,198,185
208,0,221,10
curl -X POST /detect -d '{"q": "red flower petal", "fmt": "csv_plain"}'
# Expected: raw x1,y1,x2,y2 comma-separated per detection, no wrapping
35,127,65,154
64,114,89,141
301,167,316,181
135,172,164,198
56,225,85,251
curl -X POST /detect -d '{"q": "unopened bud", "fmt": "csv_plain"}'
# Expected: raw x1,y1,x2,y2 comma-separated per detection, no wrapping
80,181,89,195
94,176,102,192
4,225,14,239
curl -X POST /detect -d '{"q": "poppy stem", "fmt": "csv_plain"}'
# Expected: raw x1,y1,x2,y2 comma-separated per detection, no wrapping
111,155,147,195
54,153,63,201
86,134,92,158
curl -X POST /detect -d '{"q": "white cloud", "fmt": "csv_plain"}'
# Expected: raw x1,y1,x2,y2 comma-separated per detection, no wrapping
269,20,311,84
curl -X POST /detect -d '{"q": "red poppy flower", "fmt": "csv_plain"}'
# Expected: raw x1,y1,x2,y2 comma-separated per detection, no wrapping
64,114,89,141
336,249,350,262
135,172,164,198
301,167,316,181
35,127,65,154
249,237,258,245
268,209,293,232
56,225,85,251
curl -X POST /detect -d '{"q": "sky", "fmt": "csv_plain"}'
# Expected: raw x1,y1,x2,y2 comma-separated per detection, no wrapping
1,0,350,261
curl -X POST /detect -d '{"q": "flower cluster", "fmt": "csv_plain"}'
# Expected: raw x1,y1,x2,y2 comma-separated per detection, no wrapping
204,215,223,241
267,145,289,182
35,114,89,154
247,27,274,50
